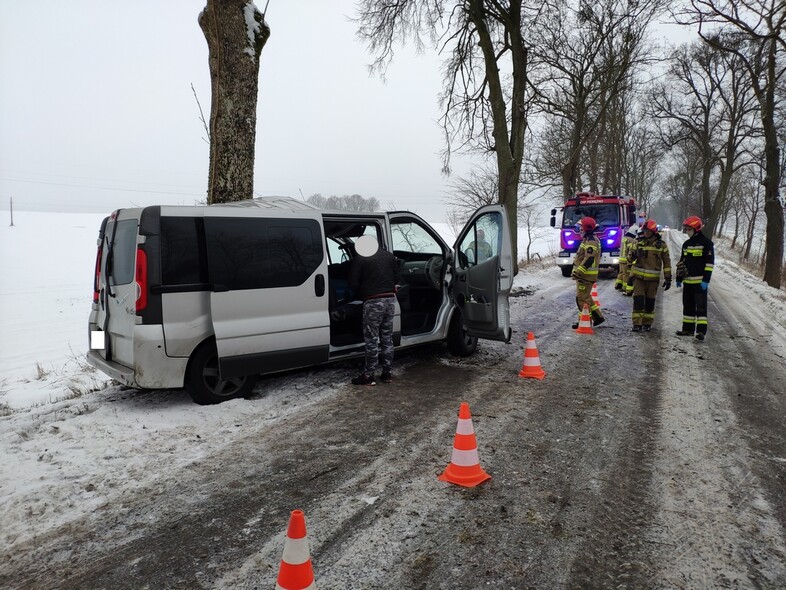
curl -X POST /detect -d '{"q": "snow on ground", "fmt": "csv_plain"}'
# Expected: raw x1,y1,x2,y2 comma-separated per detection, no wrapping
1,211,784,559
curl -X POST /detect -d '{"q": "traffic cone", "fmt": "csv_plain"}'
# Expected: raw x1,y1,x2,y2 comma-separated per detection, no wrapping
438,402,491,488
591,283,600,306
576,304,594,335
276,510,316,590
518,331,546,379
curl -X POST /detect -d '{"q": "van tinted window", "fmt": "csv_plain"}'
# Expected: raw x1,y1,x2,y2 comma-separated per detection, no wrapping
205,218,323,290
161,217,208,285
108,219,137,286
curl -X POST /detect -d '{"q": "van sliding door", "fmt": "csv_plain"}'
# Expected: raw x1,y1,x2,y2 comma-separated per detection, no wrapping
203,211,330,379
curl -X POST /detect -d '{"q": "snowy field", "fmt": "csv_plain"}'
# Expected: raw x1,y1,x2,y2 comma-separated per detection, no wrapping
0,210,558,410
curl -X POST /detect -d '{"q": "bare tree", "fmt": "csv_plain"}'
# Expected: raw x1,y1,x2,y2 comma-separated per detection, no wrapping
650,41,759,237
306,193,380,211
445,164,548,263
679,0,786,287
199,0,270,204
660,140,703,223
531,0,664,199
355,0,539,269
623,116,666,213
443,163,498,222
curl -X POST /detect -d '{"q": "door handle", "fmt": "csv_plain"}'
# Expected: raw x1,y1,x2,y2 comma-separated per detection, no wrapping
315,274,325,297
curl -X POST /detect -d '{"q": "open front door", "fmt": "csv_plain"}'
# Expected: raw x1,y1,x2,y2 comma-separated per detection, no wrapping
451,205,513,341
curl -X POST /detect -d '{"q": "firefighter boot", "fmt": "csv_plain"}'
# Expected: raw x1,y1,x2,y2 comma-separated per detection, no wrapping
591,311,605,327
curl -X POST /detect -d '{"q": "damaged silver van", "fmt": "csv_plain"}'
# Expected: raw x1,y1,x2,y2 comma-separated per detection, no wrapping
87,197,514,404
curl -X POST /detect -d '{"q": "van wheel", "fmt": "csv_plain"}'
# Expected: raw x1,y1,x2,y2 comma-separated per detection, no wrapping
187,343,257,405
561,266,573,277
447,311,478,357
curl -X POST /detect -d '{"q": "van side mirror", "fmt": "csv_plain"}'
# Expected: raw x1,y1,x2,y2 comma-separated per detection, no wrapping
550,217,556,228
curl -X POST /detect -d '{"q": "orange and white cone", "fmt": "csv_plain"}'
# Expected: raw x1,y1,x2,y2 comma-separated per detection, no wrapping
276,510,316,590
576,304,594,335
591,283,600,307
518,331,546,379
438,402,491,488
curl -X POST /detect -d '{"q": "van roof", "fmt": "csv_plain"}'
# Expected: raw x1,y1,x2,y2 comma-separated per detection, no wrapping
218,196,319,211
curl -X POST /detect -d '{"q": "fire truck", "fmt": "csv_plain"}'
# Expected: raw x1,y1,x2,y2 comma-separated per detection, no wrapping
550,193,638,277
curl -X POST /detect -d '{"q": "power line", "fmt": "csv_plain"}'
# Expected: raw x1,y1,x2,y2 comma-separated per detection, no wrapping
1,176,204,197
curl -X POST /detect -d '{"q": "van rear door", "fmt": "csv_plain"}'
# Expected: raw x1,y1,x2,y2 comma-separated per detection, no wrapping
203,209,330,378
94,210,140,367
451,205,513,341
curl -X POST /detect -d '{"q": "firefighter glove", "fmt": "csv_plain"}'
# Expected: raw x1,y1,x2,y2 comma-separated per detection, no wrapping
675,280,682,288
663,279,671,291
626,276,634,287
700,281,709,291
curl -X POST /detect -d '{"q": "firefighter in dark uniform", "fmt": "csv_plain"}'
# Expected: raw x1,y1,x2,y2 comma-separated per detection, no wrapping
627,219,671,332
571,217,605,328
675,216,715,341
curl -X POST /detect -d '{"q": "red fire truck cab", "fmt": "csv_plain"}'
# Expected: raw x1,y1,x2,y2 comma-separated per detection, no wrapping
550,193,638,277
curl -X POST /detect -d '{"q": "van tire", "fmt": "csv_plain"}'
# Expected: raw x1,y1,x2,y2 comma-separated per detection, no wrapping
186,342,257,405
447,311,478,357
561,266,573,277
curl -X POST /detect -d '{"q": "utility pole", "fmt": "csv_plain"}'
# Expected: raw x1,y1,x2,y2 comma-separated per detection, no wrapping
9,197,13,227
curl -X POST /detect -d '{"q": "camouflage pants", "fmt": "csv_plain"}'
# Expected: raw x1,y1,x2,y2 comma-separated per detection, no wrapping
362,296,396,374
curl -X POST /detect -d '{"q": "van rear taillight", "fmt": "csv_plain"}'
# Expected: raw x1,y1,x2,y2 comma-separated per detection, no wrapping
135,247,148,312
93,244,103,303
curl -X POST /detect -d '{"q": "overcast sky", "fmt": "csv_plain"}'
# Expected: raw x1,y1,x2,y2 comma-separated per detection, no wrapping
0,0,477,220
0,1,694,222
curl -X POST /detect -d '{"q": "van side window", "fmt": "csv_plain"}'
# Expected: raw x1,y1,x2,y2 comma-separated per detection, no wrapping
205,218,323,290
108,219,138,286
161,217,208,285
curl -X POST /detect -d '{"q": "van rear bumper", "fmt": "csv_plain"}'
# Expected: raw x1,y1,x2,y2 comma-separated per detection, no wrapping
86,344,189,390
86,350,137,387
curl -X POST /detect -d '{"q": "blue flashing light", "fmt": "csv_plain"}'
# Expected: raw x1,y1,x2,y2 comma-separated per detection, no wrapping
606,239,615,246
607,229,618,236
567,240,576,246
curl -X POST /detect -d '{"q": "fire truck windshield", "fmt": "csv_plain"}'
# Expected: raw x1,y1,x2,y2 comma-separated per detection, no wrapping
562,205,621,228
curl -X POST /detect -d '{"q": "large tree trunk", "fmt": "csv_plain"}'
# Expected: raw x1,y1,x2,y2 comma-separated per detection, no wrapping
467,0,526,269
199,0,270,204
761,41,784,288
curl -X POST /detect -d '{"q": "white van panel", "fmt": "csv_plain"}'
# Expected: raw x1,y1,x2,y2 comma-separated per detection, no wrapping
210,290,329,358
161,292,212,357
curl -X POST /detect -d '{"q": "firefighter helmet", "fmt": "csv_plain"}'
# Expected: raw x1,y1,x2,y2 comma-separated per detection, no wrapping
642,219,659,232
577,217,597,232
682,215,703,231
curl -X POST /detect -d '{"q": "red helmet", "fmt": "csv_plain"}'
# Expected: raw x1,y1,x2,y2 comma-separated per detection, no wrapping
682,216,703,231
577,217,597,232
643,219,658,232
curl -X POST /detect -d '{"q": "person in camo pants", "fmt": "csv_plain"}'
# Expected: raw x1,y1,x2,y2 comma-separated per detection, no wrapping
348,235,400,386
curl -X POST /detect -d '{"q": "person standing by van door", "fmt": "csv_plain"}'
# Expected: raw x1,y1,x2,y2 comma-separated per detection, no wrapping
349,235,400,386
467,229,494,263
